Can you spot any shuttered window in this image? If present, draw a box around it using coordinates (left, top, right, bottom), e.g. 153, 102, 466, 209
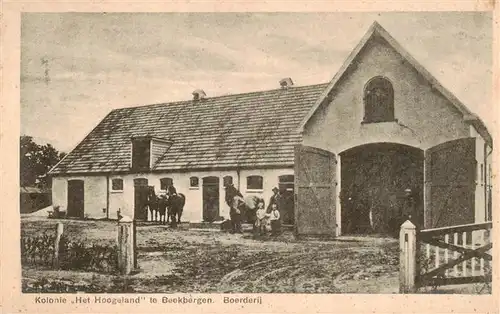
160, 177, 173, 190
247, 175, 263, 190
363, 77, 395, 123
111, 178, 123, 191
190, 176, 199, 188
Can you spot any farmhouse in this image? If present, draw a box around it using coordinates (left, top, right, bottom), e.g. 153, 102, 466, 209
48, 22, 492, 236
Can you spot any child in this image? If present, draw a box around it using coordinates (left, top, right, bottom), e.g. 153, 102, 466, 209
255, 201, 269, 236
270, 203, 281, 236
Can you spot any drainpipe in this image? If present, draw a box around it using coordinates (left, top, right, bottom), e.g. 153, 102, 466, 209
237, 168, 241, 191
106, 174, 110, 219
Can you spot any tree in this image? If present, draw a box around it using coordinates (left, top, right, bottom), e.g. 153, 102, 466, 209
20, 135, 65, 188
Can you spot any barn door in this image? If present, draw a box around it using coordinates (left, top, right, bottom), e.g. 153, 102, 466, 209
67, 180, 84, 218
294, 145, 337, 237
425, 138, 476, 228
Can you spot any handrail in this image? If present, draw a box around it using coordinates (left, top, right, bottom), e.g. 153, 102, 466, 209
419, 221, 492, 237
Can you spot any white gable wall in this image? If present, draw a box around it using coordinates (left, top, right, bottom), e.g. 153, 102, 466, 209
302, 36, 471, 153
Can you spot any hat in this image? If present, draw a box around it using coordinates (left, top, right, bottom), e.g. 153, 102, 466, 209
272, 187, 279, 192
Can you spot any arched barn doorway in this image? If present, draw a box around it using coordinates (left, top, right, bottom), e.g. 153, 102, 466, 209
340, 143, 424, 235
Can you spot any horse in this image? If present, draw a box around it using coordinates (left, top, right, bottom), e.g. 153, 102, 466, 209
157, 194, 169, 224
165, 193, 186, 227
224, 184, 264, 233
146, 186, 159, 222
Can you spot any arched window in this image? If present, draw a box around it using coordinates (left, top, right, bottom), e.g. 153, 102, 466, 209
363, 76, 394, 123
247, 175, 263, 190
111, 178, 123, 191
160, 177, 173, 191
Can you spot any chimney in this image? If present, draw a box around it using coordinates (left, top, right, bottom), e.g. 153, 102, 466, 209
279, 77, 294, 89
192, 89, 206, 101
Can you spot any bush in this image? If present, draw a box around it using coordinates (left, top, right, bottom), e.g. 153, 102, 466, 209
21, 234, 118, 273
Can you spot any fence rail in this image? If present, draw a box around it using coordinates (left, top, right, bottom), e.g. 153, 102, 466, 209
399, 220, 492, 293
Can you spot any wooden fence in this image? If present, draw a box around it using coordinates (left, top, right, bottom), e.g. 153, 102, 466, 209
399, 220, 492, 293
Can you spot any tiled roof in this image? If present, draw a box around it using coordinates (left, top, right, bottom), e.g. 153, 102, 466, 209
49, 83, 328, 174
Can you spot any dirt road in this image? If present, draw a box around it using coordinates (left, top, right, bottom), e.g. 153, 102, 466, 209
21, 216, 399, 293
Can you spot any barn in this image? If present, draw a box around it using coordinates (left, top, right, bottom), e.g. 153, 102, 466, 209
48, 22, 492, 236
20, 186, 52, 214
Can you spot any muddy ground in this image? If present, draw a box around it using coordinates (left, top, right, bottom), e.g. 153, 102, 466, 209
20, 216, 489, 294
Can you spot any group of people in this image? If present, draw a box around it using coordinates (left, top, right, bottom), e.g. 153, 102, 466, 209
254, 193, 281, 237
224, 184, 283, 237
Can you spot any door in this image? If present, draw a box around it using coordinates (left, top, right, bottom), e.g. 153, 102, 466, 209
203, 176, 220, 222
134, 178, 149, 220
294, 145, 337, 237
425, 138, 476, 228
278, 175, 295, 225
67, 180, 84, 218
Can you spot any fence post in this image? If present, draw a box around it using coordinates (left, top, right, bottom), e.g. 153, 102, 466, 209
399, 220, 417, 293
117, 216, 135, 275
53, 222, 64, 269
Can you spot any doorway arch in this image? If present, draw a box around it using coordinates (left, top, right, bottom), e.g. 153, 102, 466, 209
340, 142, 424, 235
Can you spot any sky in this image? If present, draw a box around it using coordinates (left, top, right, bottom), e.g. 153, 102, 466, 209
21, 12, 493, 153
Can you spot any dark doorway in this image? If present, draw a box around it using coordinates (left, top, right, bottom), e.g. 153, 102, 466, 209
134, 178, 149, 221
67, 180, 84, 218
203, 176, 219, 222
340, 143, 424, 235
278, 175, 295, 225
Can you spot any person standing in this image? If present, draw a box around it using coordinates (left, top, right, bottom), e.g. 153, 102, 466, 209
267, 187, 281, 213
270, 203, 281, 236
225, 184, 243, 234
255, 201, 270, 236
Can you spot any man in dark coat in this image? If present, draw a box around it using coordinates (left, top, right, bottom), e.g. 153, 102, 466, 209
225, 184, 243, 233
267, 187, 281, 213
167, 185, 177, 196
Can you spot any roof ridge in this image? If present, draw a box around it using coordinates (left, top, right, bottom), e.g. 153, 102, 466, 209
112, 82, 330, 111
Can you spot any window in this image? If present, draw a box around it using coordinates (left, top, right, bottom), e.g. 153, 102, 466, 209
111, 178, 123, 191
223, 176, 233, 187
160, 177, 173, 191
247, 175, 263, 190
190, 176, 199, 188
363, 76, 395, 123
133, 178, 148, 187
131, 139, 151, 170
279, 175, 294, 192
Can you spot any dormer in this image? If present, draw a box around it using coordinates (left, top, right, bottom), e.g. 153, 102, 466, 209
131, 136, 173, 171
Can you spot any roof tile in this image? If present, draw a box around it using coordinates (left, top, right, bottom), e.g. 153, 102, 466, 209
50, 83, 328, 174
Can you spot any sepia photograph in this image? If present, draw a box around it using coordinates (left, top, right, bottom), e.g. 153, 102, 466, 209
18, 11, 493, 296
